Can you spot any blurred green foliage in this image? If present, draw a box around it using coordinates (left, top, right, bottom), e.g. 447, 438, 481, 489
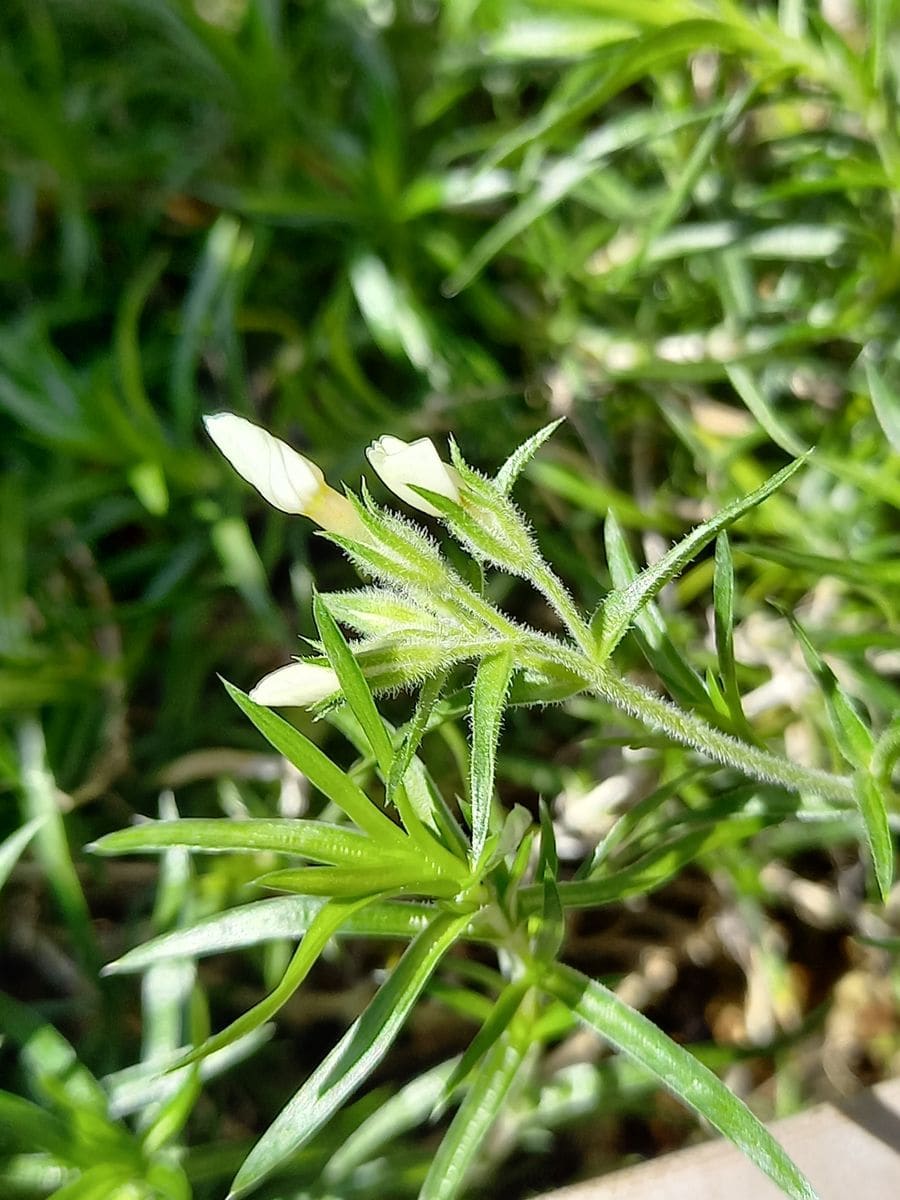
1, 1, 898, 1198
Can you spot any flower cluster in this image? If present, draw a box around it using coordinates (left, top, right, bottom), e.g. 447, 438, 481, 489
204, 413, 494, 707
203, 412, 854, 829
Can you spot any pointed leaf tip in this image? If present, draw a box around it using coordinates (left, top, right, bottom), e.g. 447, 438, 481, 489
495, 419, 565, 494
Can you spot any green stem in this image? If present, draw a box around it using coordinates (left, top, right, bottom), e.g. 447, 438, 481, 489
529, 563, 595, 657
536, 642, 857, 804
591, 666, 856, 804
448, 578, 521, 639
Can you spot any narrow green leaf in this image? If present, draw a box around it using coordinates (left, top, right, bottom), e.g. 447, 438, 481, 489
470, 650, 515, 864
48, 1164, 139, 1200
255, 865, 459, 899
224, 680, 406, 847
872, 717, 900, 790
536, 871, 565, 966
0, 992, 107, 1113
726, 364, 808, 456
313, 592, 394, 776
579, 768, 709, 877
16, 717, 97, 971
105, 1027, 274, 1118
494, 419, 565, 494
324, 1058, 459, 1183
89, 818, 408, 868
778, 608, 891, 898
705, 667, 732, 721
739, 543, 900, 586
543, 963, 818, 1200
441, 980, 530, 1101
387, 669, 447, 807
713, 533, 753, 736
313, 594, 454, 869
228, 910, 471, 1198
0, 1091, 72, 1159
384, 673, 471, 866
176, 894, 381, 1070
149, 792, 191, 933
865, 357, 900, 452
446, 102, 724, 294
549, 817, 772, 909
103, 896, 444, 975
420, 1029, 529, 1200
596, 455, 808, 659
855, 774, 894, 900
0, 815, 44, 893
140, 1060, 200, 1155
783, 614, 874, 765
536, 797, 559, 881
532, 799, 565, 963
596, 510, 708, 707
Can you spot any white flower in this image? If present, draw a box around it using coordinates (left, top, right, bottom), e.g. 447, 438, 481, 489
249, 661, 339, 707
366, 435, 460, 517
204, 413, 364, 537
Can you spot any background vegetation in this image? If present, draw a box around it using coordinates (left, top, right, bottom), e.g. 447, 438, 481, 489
1, 1, 898, 1198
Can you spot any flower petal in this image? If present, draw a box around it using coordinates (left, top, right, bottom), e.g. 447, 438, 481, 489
204, 413, 324, 515
366, 435, 459, 516
249, 662, 340, 707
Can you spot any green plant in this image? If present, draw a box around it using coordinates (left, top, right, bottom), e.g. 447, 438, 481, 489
90, 416, 893, 1200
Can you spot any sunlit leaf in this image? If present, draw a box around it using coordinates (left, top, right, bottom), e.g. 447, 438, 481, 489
470, 650, 515, 864
228, 910, 471, 1198
543, 963, 818, 1200
595, 456, 808, 659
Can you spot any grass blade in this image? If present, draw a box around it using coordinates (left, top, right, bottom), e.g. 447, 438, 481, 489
865, 357, 900, 452
0, 815, 44, 893
778, 607, 892, 897
16, 717, 97, 971
713, 533, 754, 737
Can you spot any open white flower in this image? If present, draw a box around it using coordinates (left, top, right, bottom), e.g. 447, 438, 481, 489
204, 413, 364, 537
366, 435, 460, 517
249, 661, 339, 707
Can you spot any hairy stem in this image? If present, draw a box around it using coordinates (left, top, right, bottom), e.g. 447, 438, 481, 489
529, 563, 596, 658
538, 644, 857, 804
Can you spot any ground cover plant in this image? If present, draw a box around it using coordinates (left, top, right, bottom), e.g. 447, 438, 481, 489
2, 1, 899, 1198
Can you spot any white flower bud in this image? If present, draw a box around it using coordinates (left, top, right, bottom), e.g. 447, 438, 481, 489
249, 661, 339, 707
366, 435, 460, 517
204, 413, 364, 537
204, 413, 324, 513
